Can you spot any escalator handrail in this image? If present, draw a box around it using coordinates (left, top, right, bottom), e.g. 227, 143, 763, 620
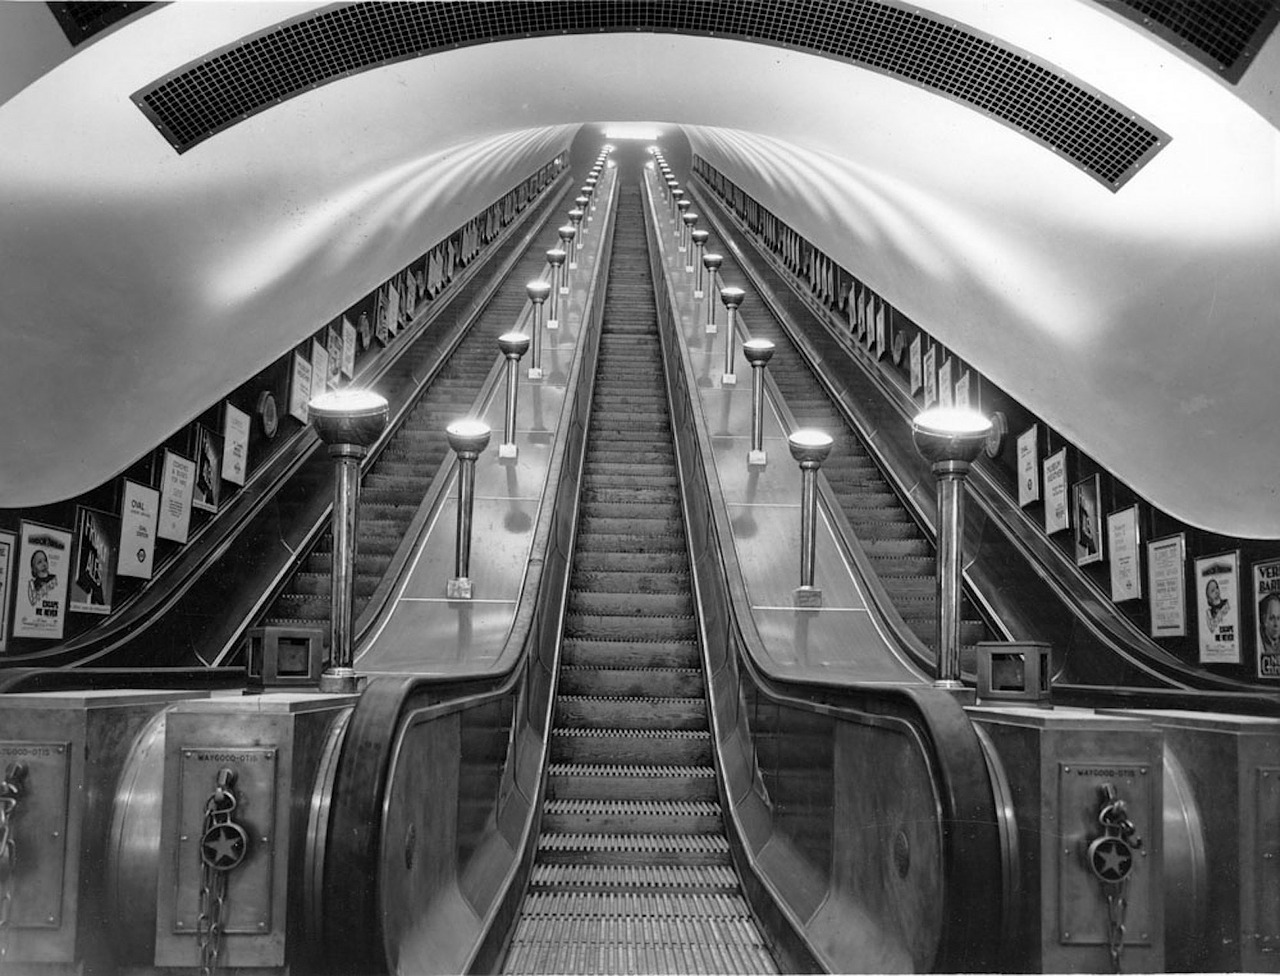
643, 173, 1004, 974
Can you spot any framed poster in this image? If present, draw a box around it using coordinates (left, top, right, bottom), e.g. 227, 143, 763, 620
14, 521, 72, 639
69, 507, 119, 614
118, 480, 159, 580
1195, 551, 1240, 664
937, 357, 953, 408
1147, 534, 1187, 638
923, 345, 937, 407
0, 530, 14, 652
1017, 426, 1040, 507
1253, 558, 1280, 678
1107, 506, 1141, 602
222, 402, 250, 486
386, 282, 401, 336
310, 339, 329, 404
1043, 449, 1069, 534
1072, 475, 1103, 566
289, 351, 312, 423
327, 325, 343, 387
874, 299, 887, 358
192, 425, 224, 514
955, 370, 971, 409
909, 335, 922, 393
158, 450, 195, 544
341, 315, 357, 377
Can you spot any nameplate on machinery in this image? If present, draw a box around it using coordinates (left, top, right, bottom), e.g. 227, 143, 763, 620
0, 740, 71, 928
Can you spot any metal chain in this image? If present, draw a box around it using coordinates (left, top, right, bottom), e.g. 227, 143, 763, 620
1105, 882, 1129, 972
0, 763, 29, 968
195, 769, 245, 976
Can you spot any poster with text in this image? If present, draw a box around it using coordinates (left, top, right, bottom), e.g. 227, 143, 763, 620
938, 358, 953, 408
327, 325, 343, 387
1252, 559, 1280, 678
1106, 506, 1141, 602
955, 370, 971, 409
192, 426, 223, 513
1195, 551, 1240, 664
310, 339, 329, 406
874, 299, 887, 358
69, 507, 119, 614
341, 316, 357, 377
14, 521, 71, 639
118, 480, 159, 580
1042, 449, 1069, 534
1147, 534, 1186, 638
1017, 426, 1040, 507
387, 282, 401, 336
221, 402, 250, 486
923, 345, 937, 407
289, 351, 312, 423
1072, 475, 1103, 566
158, 450, 195, 543
0, 531, 13, 652
909, 335, 922, 394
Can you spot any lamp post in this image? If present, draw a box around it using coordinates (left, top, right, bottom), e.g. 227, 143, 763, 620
446, 419, 492, 600
525, 280, 551, 379
498, 332, 530, 458
575, 194, 590, 226
911, 407, 993, 688
691, 229, 710, 295
703, 254, 723, 332
788, 429, 834, 609
720, 286, 745, 385
559, 223, 578, 270
309, 389, 389, 692
676, 198, 691, 241
546, 248, 566, 328
681, 212, 698, 264
744, 339, 775, 466
671, 187, 684, 221
568, 209, 585, 260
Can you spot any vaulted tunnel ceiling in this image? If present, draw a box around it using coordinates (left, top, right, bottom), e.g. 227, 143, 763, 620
0, 0, 1277, 538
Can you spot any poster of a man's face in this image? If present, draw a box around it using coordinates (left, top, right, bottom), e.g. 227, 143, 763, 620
1195, 552, 1240, 665
1252, 558, 1280, 678
1072, 475, 1102, 566
15, 521, 71, 640
192, 425, 224, 513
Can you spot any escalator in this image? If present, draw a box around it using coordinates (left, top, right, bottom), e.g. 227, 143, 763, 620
501, 185, 778, 975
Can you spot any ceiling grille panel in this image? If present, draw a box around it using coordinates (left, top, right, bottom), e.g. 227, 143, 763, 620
134, 0, 1167, 190
1097, 0, 1280, 81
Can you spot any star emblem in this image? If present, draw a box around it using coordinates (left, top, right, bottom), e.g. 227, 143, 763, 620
201, 823, 247, 870
1090, 837, 1133, 882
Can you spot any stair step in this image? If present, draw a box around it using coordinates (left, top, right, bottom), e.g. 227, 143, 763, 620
540, 798, 722, 835
550, 728, 712, 765
528, 862, 737, 892
563, 613, 697, 641
557, 666, 703, 698
555, 695, 706, 730
546, 763, 717, 801
567, 591, 694, 617
561, 639, 700, 669
535, 832, 730, 866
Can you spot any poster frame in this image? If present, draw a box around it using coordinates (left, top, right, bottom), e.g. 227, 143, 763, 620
1106, 505, 1142, 602
1072, 474, 1104, 567
14, 520, 72, 640
1017, 425, 1040, 507
1252, 557, 1280, 679
1147, 533, 1187, 638
1042, 448, 1069, 535
69, 506, 119, 614
191, 425, 224, 514
0, 530, 14, 652
1194, 550, 1241, 664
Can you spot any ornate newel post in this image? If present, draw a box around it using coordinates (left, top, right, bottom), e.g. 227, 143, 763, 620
446, 419, 492, 600
719, 285, 745, 385
546, 248, 566, 328
497, 332, 531, 458
309, 389, 389, 692
691, 229, 710, 295
703, 254, 723, 331
788, 429, 834, 609
743, 338, 776, 466
525, 280, 551, 379
911, 407, 993, 688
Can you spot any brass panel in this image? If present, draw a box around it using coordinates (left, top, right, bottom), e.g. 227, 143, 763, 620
1256, 766, 1279, 942
0, 740, 70, 929
172, 746, 277, 935
1057, 761, 1155, 947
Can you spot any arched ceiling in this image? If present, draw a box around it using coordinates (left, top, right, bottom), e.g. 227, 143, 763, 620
0, 1, 1276, 538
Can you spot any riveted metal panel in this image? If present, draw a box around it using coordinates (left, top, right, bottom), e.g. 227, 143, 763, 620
1255, 767, 1279, 947
0, 741, 70, 930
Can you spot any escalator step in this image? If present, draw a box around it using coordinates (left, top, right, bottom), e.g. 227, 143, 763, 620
567, 591, 694, 617
573, 552, 689, 574
555, 695, 706, 729
535, 832, 730, 866
564, 613, 697, 641
546, 763, 716, 801
557, 666, 704, 698
570, 570, 690, 595
561, 639, 700, 669
539, 799, 722, 835
529, 863, 737, 892
551, 727, 713, 765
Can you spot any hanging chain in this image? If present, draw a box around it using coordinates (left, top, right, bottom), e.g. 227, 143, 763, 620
195, 768, 248, 976
1087, 783, 1143, 973
0, 762, 28, 967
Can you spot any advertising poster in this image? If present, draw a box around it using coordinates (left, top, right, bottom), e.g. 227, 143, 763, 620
387, 281, 401, 335
0, 531, 14, 652
937, 358, 953, 408
374, 290, 390, 345
158, 450, 195, 543
874, 298, 887, 358
310, 339, 329, 405
1253, 559, 1280, 678
327, 325, 343, 387
1195, 551, 1240, 664
923, 345, 937, 407
1072, 474, 1103, 566
1147, 534, 1187, 638
955, 370, 971, 409
1107, 506, 1141, 602
341, 316, 357, 377
14, 521, 71, 639
221, 402, 250, 486
192, 425, 224, 513
1043, 449, 1069, 534
909, 335, 922, 394
69, 507, 119, 614
289, 350, 312, 423
1017, 426, 1039, 506
118, 480, 159, 580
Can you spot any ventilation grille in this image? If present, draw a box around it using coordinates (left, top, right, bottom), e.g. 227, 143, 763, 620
1099, 0, 1280, 82
133, 0, 1166, 189
47, 2, 151, 46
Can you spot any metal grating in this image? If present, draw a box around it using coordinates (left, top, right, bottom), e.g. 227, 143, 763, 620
1097, 0, 1280, 82
47, 2, 152, 46
133, 0, 1167, 189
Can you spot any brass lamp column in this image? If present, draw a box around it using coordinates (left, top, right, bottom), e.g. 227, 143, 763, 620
559, 223, 577, 271
911, 407, 993, 688
498, 332, 531, 458
691, 229, 710, 295
719, 286, 745, 385
681, 212, 698, 267
525, 280, 551, 379
309, 389, 389, 693
703, 254, 723, 332
743, 339, 776, 466
546, 249, 566, 328
788, 429, 834, 609
446, 419, 492, 600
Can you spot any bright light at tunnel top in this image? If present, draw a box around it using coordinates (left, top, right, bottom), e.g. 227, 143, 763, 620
603, 124, 662, 140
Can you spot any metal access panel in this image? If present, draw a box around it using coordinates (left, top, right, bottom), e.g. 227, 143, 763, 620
1057, 761, 1158, 949
0, 740, 70, 931
1251, 766, 1280, 962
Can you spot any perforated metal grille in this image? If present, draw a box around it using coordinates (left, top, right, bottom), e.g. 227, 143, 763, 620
1099, 0, 1280, 81
47, 1, 151, 45
134, 0, 1166, 188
